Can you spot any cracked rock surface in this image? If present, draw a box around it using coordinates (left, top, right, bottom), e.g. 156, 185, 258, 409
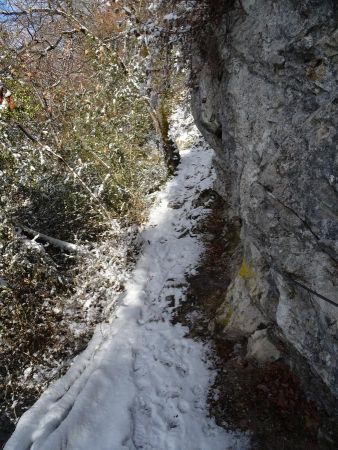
191, 0, 338, 410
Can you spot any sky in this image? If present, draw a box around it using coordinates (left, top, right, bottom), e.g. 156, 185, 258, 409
0, 1, 10, 10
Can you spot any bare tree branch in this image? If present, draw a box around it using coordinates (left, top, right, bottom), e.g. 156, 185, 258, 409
16, 223, 85, 254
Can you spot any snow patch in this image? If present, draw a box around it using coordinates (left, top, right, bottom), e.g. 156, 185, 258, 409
5, 110, 249, 450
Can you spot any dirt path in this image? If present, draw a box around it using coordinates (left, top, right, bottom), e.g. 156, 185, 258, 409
174, 185, 338, 450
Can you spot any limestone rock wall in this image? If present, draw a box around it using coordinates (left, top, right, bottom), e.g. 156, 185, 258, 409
191, 0, 338, 411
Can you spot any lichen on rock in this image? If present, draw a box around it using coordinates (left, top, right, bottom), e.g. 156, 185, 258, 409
191, 0, 338, 412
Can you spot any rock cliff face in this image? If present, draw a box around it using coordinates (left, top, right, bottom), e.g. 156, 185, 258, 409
191, 0, 338, 411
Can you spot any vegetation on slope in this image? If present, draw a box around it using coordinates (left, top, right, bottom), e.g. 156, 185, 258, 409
0, 0, 195, 435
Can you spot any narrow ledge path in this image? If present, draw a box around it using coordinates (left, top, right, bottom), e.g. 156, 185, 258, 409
5, 109, 249, 450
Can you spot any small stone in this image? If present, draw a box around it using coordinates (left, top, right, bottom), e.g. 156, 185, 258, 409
246, 329, 281, 363
257, 384, 269, 393
233, 343, 242, 355
166, 295, 176, 308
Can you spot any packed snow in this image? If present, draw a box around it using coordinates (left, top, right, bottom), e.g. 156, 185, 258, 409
5, 109, 249, 450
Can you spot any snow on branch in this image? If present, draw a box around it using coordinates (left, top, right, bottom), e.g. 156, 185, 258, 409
16, 223, 85, 254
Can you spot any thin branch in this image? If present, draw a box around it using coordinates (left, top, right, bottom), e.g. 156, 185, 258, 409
0, 8, 60, 17
16, 223, 85, 254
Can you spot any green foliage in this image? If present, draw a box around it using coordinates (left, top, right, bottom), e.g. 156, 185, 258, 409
0, 0, 186, 430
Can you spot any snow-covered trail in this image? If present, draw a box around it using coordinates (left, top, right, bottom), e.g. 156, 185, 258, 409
5, 110, 249, 450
